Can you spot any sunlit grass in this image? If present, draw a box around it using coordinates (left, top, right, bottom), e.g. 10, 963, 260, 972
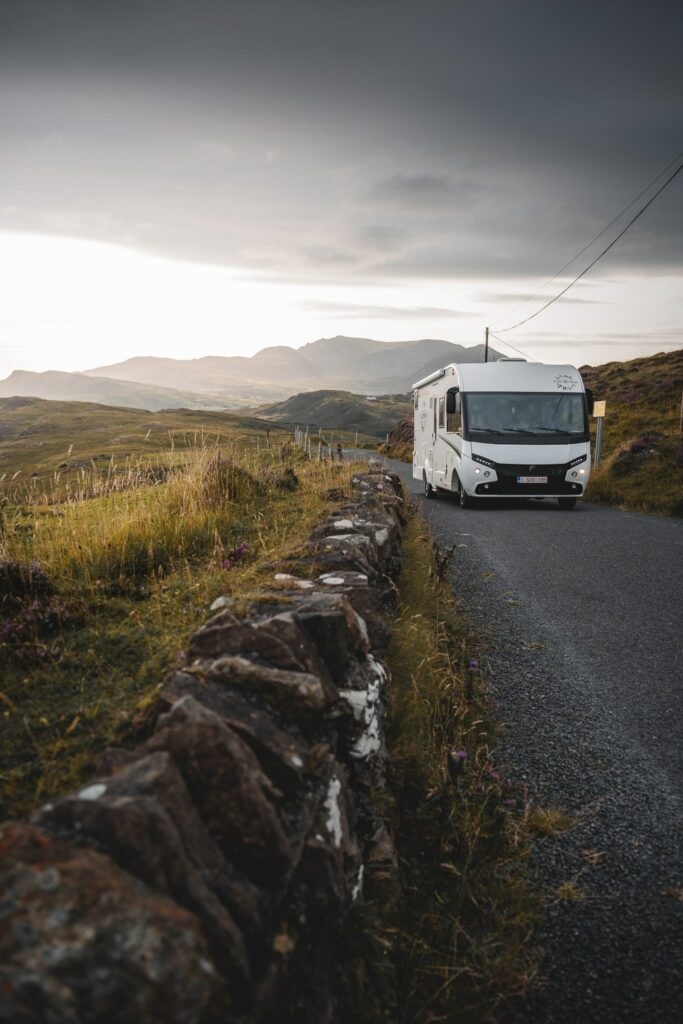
0, 434, 360, 819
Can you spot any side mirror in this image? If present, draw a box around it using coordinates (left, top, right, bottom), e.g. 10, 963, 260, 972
585, 388, 594, 416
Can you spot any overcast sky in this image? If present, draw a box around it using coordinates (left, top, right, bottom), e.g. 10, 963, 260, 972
1, 0, 681, 376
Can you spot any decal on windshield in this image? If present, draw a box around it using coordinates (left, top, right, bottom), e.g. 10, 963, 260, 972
553, 374, 578, 391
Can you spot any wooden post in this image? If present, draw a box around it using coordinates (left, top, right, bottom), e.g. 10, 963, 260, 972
484, 326, 489, 363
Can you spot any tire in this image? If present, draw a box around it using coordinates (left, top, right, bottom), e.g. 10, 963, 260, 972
423, 472, 434, 499
557, 497, 577, 510
457, 478, 471, 508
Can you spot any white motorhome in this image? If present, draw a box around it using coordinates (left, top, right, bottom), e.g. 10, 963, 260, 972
412, 360, 593, 509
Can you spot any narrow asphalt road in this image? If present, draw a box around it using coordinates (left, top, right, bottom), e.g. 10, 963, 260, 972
375, 456, 683, 1023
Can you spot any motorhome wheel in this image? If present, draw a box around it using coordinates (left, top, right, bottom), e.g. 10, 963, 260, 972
458, 479, 471, 508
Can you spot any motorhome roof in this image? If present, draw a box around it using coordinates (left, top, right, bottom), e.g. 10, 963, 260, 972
412, 361, 585, 394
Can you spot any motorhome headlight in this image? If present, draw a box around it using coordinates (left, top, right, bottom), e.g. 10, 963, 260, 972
474, 467, 481, 474
567, 454, 588, 468
472, 454, 496, 469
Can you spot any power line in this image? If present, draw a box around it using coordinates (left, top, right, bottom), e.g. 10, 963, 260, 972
500, 149, 683, 324
488, 331, 532, 358
493, 155, 683, 334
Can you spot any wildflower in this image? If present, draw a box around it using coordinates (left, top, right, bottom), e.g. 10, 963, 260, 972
218, 541, 250, 571
447, 748, 468, 783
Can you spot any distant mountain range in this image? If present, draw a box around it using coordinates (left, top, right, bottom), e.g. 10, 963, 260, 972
0, 336, 500, 411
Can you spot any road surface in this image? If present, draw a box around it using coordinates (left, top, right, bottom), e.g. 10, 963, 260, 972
379, 456, 683, 1023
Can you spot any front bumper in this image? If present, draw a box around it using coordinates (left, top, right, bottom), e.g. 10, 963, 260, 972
462, 454, 590, 497
473, 478, 584, 497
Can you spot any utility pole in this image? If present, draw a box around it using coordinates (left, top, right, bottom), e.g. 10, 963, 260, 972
484, 326, 489, 363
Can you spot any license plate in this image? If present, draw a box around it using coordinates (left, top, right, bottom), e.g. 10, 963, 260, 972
517, 475, 548, 484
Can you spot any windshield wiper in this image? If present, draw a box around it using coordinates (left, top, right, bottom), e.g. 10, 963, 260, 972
471, 427, 503, 435
501, 426, 535, 436
531, 425, 571, 434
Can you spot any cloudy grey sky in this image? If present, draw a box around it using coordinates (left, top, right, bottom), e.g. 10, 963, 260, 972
1, 0, 681, 374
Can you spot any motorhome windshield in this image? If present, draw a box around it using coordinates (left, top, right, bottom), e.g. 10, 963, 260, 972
463, 392, 587, 442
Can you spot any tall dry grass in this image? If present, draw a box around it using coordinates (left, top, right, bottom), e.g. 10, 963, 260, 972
0, 438, 358, 818
1, 442, 339, 590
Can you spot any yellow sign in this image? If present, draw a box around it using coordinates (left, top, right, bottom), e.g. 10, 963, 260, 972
593, 400, 606, 417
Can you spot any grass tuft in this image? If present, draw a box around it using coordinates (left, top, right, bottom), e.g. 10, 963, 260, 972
526, 807, 575, 837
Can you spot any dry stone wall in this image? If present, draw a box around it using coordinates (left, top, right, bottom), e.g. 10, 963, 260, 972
0, 462, 405, 1024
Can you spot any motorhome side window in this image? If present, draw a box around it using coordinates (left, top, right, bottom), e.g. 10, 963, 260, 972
438, 397, 445, 429
446, 389, 461, 433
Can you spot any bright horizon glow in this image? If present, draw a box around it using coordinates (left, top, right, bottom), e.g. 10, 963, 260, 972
0, 231, 680, 382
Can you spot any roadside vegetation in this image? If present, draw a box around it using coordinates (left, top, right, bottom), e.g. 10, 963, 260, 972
0, 414, 358, 819
379, 416, 413, 462
581, 348, 683, 516
343, 508, 540, 1022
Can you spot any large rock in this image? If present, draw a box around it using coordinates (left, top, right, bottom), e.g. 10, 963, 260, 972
201, 656, 331, 719
34, 752, 252, 1000
147, 696, 292, 885
188, 613, 307, 671
0, 822, 223, 1024
289, 595, 369, 685
160, 672, 310, 789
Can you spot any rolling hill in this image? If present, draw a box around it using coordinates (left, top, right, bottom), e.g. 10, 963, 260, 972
0, 397, 282, 485
250, 390, 413, 437
0, 370, 232, 411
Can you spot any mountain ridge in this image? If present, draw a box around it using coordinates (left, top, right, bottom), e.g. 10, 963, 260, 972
2, 336, 501, 411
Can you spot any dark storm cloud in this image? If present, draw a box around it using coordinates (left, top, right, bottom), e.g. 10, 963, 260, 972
1, 0, 681, 281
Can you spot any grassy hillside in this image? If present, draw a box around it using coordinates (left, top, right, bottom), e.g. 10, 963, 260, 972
0, 370, 239, 411
251, 389, 412, 437
0, 397, 289, 495
581, 349, 683, 516
0, 404, 361, 819
381, 417, 414, 462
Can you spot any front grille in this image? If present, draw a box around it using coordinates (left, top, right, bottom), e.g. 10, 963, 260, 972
495, 462, 568, 477
476, 479, 583, 496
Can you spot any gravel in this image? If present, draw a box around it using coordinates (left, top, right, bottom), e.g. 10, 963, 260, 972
379, 456, 683, 1023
